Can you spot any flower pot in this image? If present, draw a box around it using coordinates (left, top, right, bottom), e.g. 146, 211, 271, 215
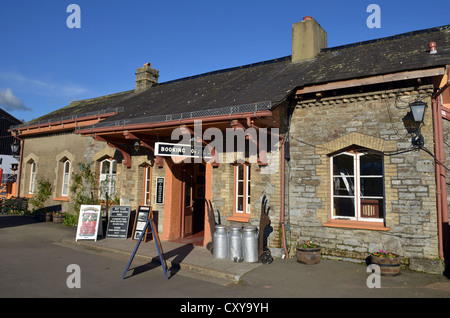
39, 211, 52, 222
370, 254, 401, 276
52, 213, 65, 223
296, 247, 321, 265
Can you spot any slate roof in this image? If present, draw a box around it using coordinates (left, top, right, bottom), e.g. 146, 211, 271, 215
15, 24, 450, 131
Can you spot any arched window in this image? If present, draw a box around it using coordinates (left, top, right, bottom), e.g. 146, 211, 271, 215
29, 162, 36, 194
331, 149, 384, 221
61, 160, 71, 196
99, 159, 117, 200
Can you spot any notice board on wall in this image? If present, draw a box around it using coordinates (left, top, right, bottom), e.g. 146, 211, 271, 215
106, 206, 131, 239
76, 205, 102, 241
132, 206, 153, 242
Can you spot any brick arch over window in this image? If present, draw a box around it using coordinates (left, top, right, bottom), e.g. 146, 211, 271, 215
314, 132, 398, 229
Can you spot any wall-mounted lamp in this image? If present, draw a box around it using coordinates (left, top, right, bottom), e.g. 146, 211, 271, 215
409, 100, 427, 147
134, 141, 140, 152
11, 140, 19, 156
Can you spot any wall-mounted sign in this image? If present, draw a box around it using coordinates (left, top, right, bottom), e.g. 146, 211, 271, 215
106, 206, 131, 239
155, 177, 165, 204
76, 205, 102, 241
155, 142, 211, 159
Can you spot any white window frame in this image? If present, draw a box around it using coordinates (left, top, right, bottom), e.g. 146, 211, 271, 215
144, 166, 151, 205
29, 162, 36, 194
330, 151, 384, 222
99, 159, 117, 199
235, 163, 251, 214
61, 160, 71, 196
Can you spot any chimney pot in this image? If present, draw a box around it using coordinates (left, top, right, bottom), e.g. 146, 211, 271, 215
429, 42, 437, 54
303, 16, 313, 21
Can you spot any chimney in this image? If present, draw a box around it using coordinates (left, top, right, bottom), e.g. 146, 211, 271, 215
135, 63, 159, 92
292, 17, 327, 63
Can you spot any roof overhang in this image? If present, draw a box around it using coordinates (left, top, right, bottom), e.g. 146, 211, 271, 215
295, 67, 446, 96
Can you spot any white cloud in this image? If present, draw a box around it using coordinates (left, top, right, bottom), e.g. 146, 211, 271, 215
0, 71, 89, 99
0, 88, 32, 111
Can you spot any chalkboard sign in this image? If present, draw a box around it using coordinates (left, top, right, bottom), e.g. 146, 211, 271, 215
132, 206, 152, 242
106, 206, 131, 239
156, 177, 165, 204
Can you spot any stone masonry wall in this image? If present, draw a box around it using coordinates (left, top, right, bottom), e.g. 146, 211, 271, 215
288, 84, 443, 273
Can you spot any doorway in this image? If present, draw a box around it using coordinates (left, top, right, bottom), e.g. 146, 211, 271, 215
180, 163, 205, 242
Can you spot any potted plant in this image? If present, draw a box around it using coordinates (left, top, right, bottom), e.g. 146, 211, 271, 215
370, 250, 401, 276
296, 241, 321, 265
52, 211, 65, 223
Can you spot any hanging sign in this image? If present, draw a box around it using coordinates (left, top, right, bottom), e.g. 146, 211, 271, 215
155, 142, 211, 159
106, 206, 131, 239
155, 177, 165, 204
76, 205, 102, 241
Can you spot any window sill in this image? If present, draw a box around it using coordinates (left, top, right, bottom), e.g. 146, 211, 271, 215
323, 219, 390, 231
54, 197, 69, 202
227, 215, 251, 223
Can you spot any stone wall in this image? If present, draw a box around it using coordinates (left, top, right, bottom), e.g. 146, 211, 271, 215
287, 83, 443, 273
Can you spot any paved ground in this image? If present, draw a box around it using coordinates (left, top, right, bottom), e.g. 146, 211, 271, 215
1, 215, 450, 301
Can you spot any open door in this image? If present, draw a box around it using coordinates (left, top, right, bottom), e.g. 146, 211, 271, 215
181, 166, 194, 238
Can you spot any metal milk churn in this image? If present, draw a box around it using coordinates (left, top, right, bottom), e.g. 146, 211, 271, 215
213, 225, 228, 259
242, 225, 259, 263
228, 225, 243, 262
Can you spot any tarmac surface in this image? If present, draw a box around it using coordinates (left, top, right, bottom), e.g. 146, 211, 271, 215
2, 215, 450, 299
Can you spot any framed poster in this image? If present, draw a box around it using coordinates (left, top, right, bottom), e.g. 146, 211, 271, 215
106, 206, 131, 239
132, 206, 152, 242
76, 205, 102, 241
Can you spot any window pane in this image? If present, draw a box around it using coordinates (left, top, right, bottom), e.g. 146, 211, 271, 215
333, 177, 355, 196
237, 164, 244, 180
237, 197, 243, 212
333, 197, 355, 217
360, 154, 382, 175
238, 180, 244, 195
360, 177, 383, 197
101, 161, 110, 174
333, 154, 354, 176
361, 199, 384, 218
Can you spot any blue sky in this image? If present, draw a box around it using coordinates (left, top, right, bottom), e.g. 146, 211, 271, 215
0, 0, 449, 123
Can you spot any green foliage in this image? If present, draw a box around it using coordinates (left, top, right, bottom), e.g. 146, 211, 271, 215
63, 213, 78, 227
29, 179, 52, 209
69, 162, 99, 215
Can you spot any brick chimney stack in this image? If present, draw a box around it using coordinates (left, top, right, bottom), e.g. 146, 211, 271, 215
292, 17, 327, 63
135, 63, 159, 92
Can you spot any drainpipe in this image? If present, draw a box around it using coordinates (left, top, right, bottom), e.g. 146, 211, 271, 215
12, 134, 24, 197
281, 137, 289, 258
432, 65, 450, 263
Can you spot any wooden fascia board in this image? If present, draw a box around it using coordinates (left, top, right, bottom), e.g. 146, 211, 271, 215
13, 112, 117, 137
295, 68, 445, 95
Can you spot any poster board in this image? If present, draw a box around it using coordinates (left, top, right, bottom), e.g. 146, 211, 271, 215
132, 206, 152, 242
106, 206, 131, 239
76, 205, 102, 241
122, 217, 169, 280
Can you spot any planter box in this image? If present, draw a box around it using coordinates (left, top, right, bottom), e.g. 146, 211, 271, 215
296, 247, 321, 265
370, 254, 401, 276
52, 213, 65, 223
